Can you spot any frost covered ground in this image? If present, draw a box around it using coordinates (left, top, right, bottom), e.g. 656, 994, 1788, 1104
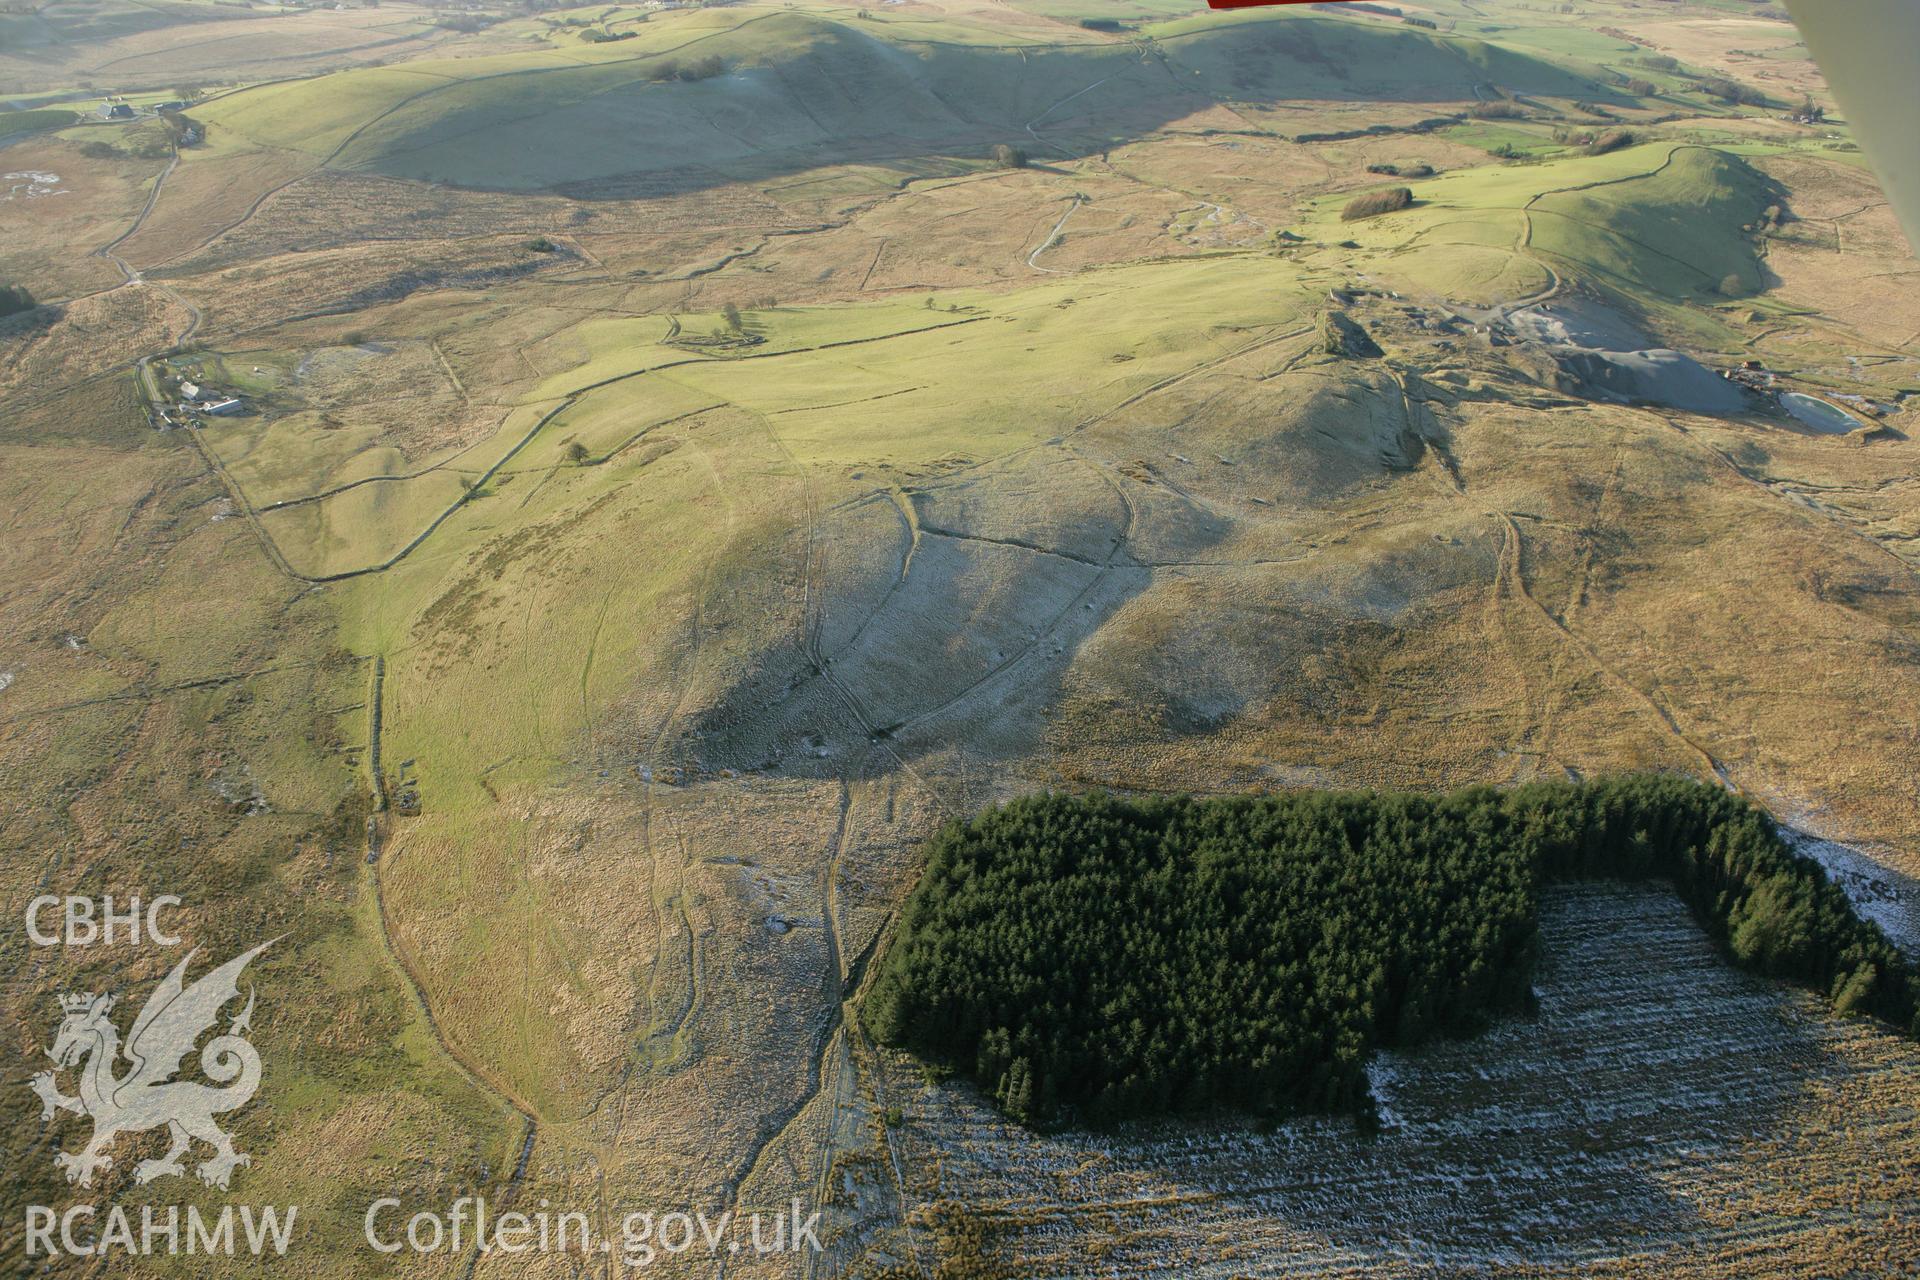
1784, 827, 1920, 957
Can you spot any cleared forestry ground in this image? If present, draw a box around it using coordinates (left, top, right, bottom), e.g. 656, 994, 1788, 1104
874, 883, 1920, 1278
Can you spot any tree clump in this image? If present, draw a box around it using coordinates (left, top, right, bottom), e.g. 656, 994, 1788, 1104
1586, 128, 1636, 155
649, 54, 725, 83
865, 776, 1917, 1130
1700, 76, 1769, 107
1341, 187, 1413, 221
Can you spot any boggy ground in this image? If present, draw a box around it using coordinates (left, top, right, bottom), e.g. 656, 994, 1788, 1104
3, 0, 1918, 1276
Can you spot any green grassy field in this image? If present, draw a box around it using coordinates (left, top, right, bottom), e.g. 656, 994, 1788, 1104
1441, 122, 1567, 159
1531, 145, 1779, 297
1290, 140, 1775, 307
205, 252, 1310, 578
0, 107, 80, 138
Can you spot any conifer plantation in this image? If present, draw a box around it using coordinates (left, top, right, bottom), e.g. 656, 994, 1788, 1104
865, 776, 1918, 1128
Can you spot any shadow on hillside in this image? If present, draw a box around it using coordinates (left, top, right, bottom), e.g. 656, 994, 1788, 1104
0, 305, 62, 341
680, 448, 1222, 786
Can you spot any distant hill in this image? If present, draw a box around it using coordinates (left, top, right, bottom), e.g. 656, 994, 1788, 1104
1147, 7, 1607, 101
197, 9, 1619, 193
0, 0, 228, 53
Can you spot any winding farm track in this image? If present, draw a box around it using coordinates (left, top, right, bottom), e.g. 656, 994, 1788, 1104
716, 781, 860, 1267
1027, 194, 1083, 272
1024, 71, 1123, 162
94, 146, 206, 402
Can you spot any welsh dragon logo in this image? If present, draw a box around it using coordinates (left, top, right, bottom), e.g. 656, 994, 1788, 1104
29, 941, 274, 1190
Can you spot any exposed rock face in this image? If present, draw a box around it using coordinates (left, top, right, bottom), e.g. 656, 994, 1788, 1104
1321, 309, 1383, 358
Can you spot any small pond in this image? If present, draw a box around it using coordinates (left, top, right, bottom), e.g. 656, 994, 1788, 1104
1781, 392, 1864, 434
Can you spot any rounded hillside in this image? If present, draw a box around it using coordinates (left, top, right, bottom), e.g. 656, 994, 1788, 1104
195, 8, 1614, 193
